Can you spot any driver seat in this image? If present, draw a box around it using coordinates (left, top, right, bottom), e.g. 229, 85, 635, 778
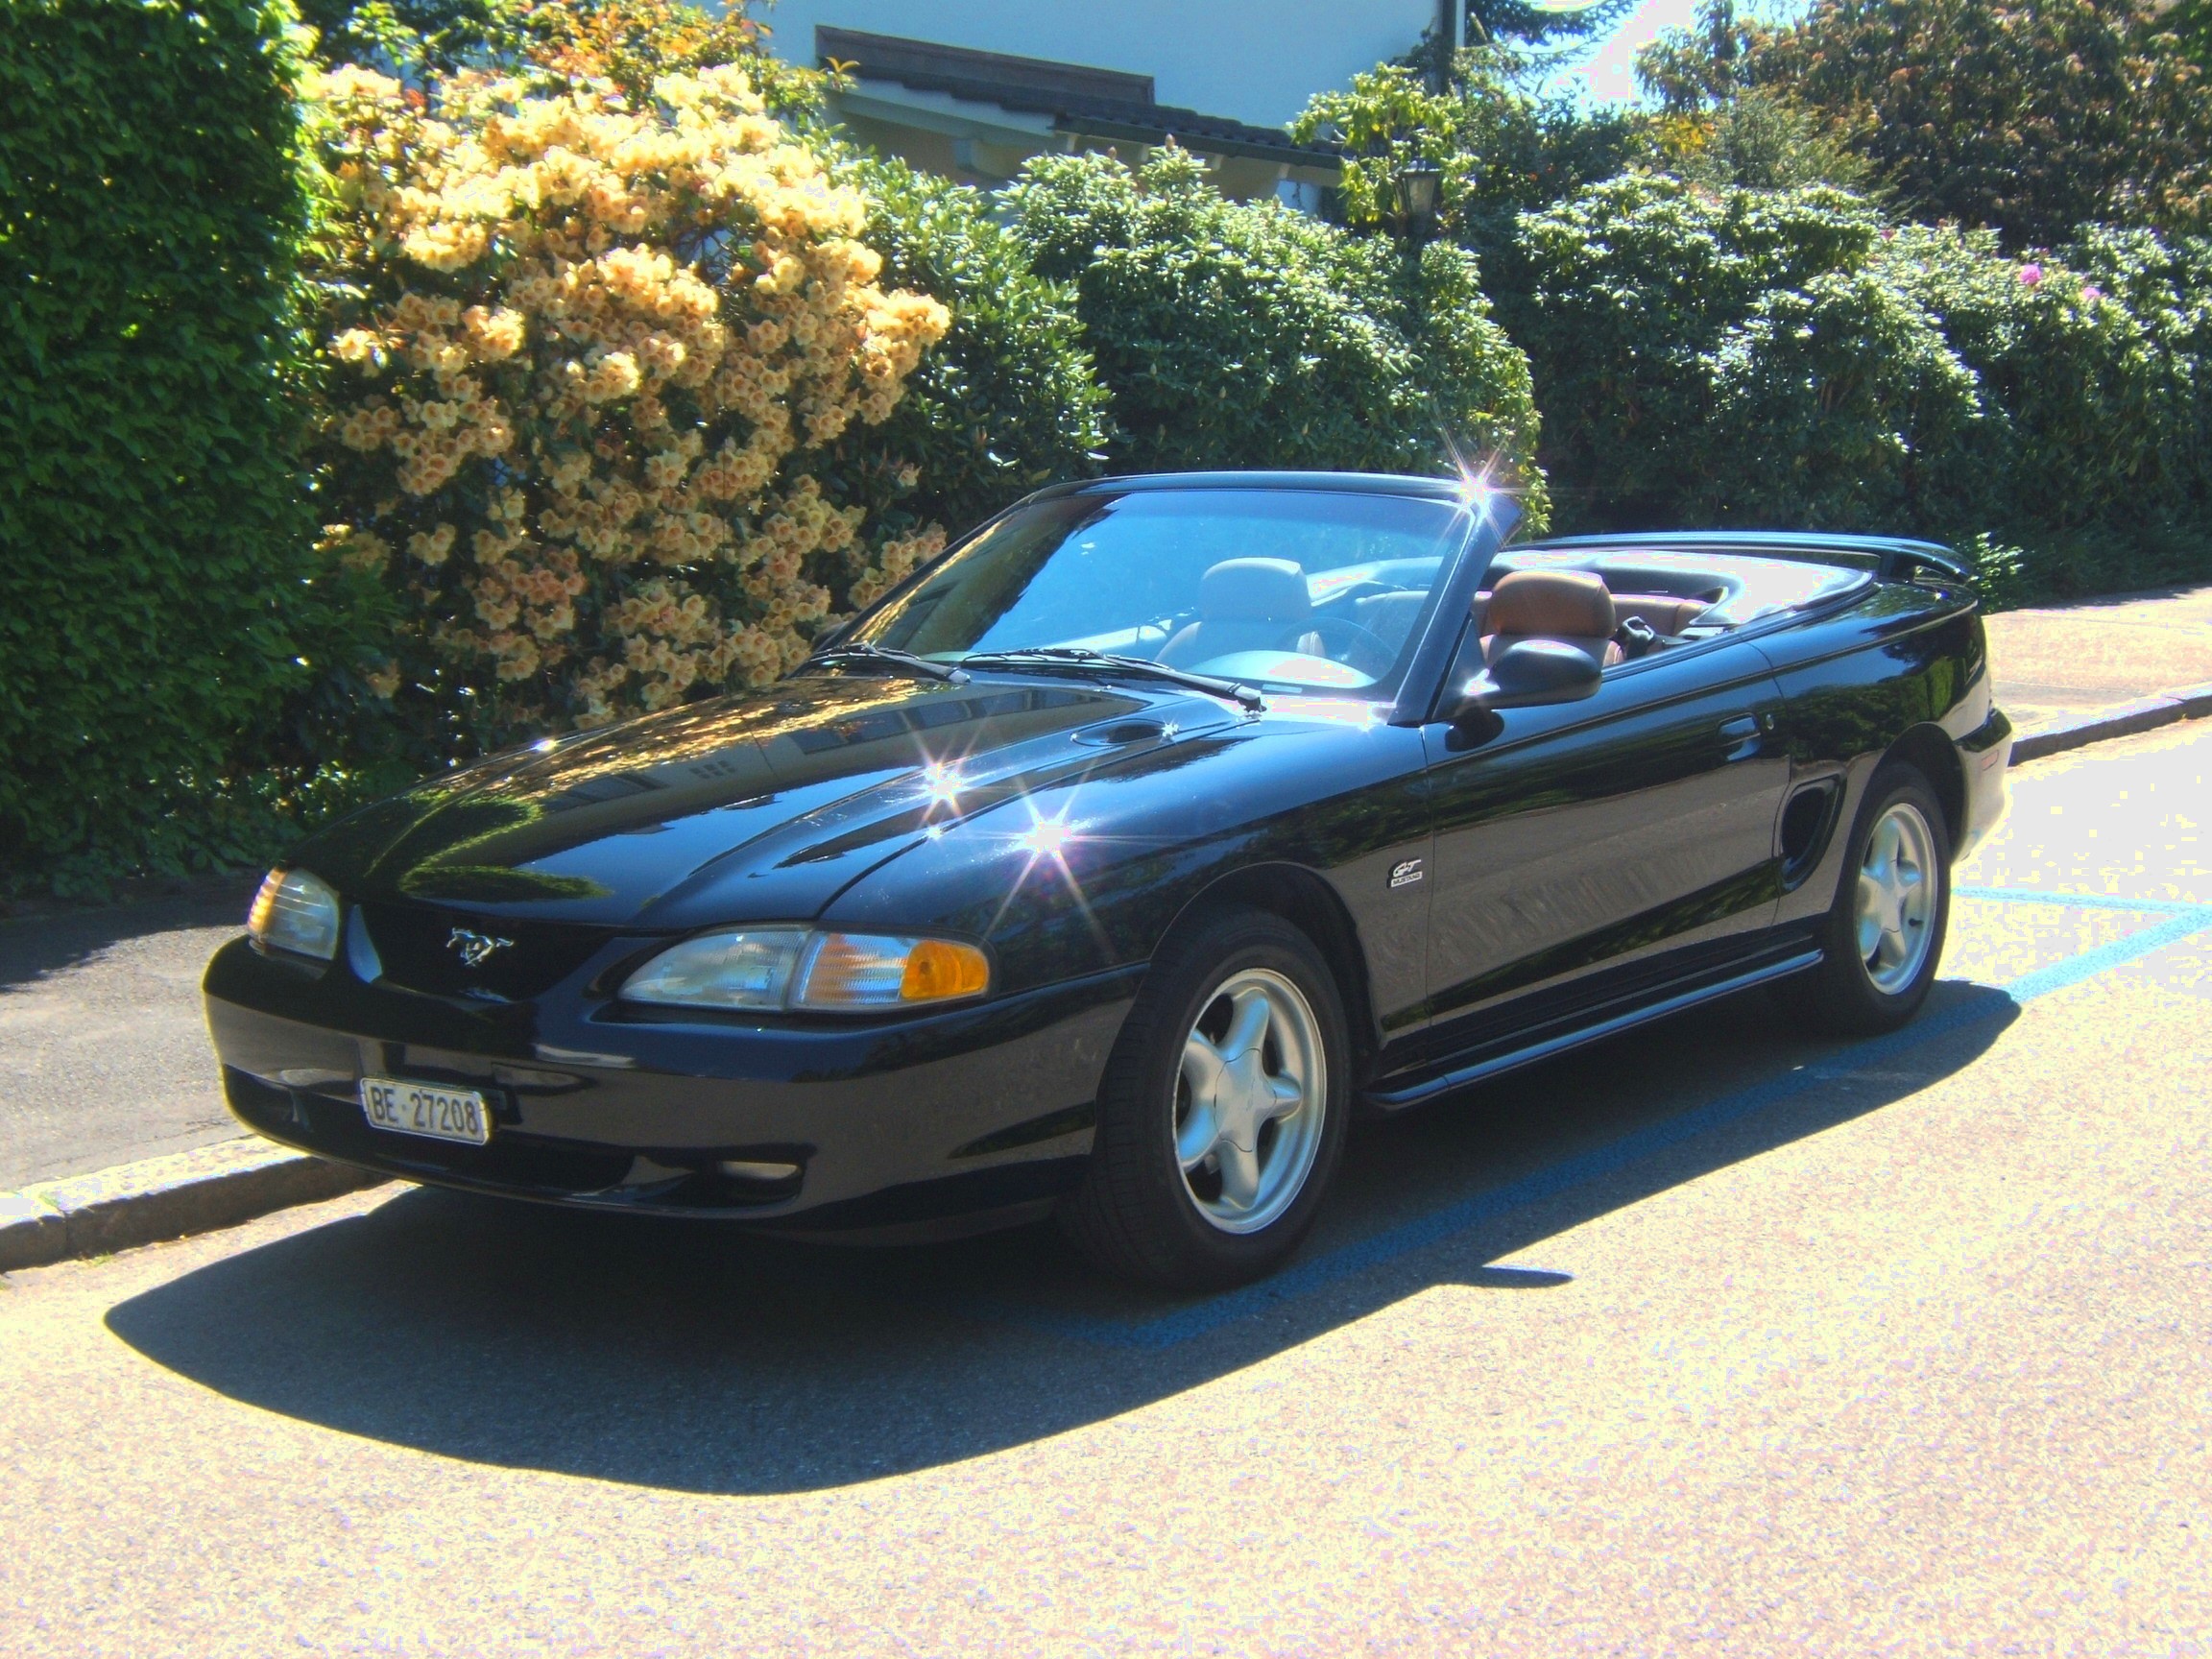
1157, 559, 1322, 668
1480, 569, 1623, 668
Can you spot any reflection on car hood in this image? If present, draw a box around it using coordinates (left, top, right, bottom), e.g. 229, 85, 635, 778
291, 673, 1233, 927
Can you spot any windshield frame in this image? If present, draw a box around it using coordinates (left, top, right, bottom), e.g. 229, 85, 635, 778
829, 476, 1503, 712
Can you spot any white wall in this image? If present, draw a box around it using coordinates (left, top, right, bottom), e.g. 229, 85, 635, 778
757, 0, 1437, 130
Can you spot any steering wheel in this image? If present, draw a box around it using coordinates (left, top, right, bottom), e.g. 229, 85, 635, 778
1286, 616, 1398, 679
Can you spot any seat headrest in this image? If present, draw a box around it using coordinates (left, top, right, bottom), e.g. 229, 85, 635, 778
1484, 569, 1615, 640
1200, 558, 1310, 624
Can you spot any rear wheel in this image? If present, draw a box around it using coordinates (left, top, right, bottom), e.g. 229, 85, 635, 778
1059, 909, 1350, 1290
1783, 762, 1951, 1035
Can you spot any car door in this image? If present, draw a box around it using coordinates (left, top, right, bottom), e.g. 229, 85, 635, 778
1413, 634, 1793, 1068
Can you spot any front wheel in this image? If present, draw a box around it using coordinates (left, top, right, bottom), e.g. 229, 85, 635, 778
1059, 909, 1350, 1290
1782, 761, 1952, 1035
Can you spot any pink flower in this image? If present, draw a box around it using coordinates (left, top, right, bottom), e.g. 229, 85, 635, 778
1880, 227, 1896, 241
2082, 284, 2104, 302
2019, 263, 2043, 287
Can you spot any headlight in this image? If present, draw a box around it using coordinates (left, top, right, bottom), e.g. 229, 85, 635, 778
618, 927, 809, 1010
247, 868, 342, 961
620, 928, 991, 1013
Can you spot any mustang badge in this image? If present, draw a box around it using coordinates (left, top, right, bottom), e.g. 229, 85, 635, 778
1389, 857, 1425, 889
446, 927, 515, 968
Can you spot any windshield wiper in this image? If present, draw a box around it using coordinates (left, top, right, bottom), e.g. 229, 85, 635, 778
958, 647, 1264, 710
801, 642, 970, 685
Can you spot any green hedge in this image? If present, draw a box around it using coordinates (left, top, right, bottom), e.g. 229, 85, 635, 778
826, 156, 1112, 539
1498, 177, 1963, 530
1007, 150, 1548, 520
0, 0, 323, 889
1498, 174, 2212, 590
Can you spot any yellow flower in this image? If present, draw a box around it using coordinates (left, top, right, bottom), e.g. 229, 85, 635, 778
314, 62, 950, 731
407, 523, 458, 565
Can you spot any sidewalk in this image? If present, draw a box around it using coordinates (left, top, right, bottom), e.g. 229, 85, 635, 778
1983, 583, 2212, 735
1, 581, 2208, 1224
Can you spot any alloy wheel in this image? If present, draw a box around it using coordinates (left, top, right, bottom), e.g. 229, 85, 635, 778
1173, 968, 1328, 1235
1854, 800, 1940, 993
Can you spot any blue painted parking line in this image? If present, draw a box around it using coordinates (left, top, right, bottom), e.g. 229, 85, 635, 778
965, 888, 2212, 1351
2000, 905, 2212, 999
1957, 884, 2208, 917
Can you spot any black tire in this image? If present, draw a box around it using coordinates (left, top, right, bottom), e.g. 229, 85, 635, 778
1058, 908, 1352, 1290
1781, 761, 1952, 1036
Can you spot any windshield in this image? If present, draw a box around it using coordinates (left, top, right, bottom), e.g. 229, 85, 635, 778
850, 489, 1470, 695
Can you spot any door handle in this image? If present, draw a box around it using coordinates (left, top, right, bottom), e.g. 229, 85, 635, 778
1719, 715, 1763, 761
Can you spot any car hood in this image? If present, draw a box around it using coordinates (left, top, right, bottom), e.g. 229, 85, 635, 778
294, 673, 1235, 928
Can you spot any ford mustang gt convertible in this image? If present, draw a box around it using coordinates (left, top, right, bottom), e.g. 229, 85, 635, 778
205, 472, 2012, 1288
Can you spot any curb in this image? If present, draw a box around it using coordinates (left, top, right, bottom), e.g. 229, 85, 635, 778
0, 1139, 387, 1273
2010, 680, 2212, 763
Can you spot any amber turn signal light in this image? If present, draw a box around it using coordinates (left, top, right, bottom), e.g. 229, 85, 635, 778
901, 938, 991, 1001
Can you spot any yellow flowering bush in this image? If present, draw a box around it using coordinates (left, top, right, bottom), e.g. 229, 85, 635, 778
311, 61, 950, 738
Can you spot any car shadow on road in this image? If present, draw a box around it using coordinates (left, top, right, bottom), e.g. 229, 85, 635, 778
106, 979, 2017, 1496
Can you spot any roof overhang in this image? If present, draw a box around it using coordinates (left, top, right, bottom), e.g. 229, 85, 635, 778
818, 26, 1341, 182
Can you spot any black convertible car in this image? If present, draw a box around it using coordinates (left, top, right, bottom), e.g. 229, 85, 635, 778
205, 472, 2012, 1288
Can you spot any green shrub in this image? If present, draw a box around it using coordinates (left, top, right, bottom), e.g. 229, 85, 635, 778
1501, 175, 1969, 529
2061, 225, 2212, 515
826, 156, 1111, 540
0, 0, 325, 890
1287, 55, 1645, 266
1500, 173, 2212, 595
1652, 88, 1874, 195
1877, 224, 2190, 538
1641, 0, 2212, 248
1006, 150, 1547, 520
1692, 268, 1984, 528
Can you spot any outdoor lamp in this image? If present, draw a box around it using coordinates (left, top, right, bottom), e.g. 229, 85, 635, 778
1394, 157, 1444, 244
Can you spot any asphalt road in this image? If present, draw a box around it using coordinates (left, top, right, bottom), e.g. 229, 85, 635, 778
1, 725, 2206, 1656
0, 878, 258, 1188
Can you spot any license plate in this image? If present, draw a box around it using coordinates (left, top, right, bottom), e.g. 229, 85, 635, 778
360, 1077, 491, 1145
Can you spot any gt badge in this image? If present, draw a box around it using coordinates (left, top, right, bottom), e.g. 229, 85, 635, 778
1389, 858, 1425, 890
447, 928, 515, 968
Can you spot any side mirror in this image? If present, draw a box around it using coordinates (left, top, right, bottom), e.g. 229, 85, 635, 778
1442, 638, 1603, 724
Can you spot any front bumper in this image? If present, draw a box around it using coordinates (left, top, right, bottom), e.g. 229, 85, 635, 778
1955, 705, 2013, 860
204, 935, 1137, 1231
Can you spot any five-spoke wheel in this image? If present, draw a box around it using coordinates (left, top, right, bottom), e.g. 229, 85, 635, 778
1060, 909, 1350, 1289
1855, 799, 1939, 993
1174, 969, 1328, 1235
1785, 761, 1952, 1035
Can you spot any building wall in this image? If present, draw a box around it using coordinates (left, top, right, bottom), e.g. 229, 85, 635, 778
756, 0, 1437, 130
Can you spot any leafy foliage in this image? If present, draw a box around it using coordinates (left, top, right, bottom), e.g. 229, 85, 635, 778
307, 64, 951, 756
295, 0, 827, 113
0, 0, 327, 888
294, 0, 512, 74
825, 156, 1110, 541
1500, 172, 2212, 574
1644, 0, 2212, 247
1006, 149, 1547, 516
1464, 0, 1639, 46
1289, 56, 1644, 249
1647, 87, 1873, 194
1499, 177, 1961, 528
1691, 267, 1983, 527
499, 0, 823, 111
2152, 0, 2212, 68
1875, 225, 2200, 536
